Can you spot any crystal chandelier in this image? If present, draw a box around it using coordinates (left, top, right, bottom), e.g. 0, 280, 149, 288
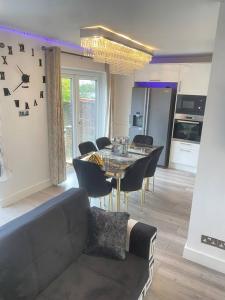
80, 26, 154, 75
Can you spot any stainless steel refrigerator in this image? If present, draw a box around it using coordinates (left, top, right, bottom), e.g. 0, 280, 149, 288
129, 86, 176, 167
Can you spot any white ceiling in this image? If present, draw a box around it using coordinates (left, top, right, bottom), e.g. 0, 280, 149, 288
0, 0, 221, 55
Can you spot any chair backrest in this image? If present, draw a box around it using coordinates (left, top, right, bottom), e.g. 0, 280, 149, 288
121, 156, 150, 192
0, 188, 89, 300
96, 137, 111, 150
78, 141, 97, 155
145, 146, 164, 178
73, 158, 110, 197
133, 135, 153, 146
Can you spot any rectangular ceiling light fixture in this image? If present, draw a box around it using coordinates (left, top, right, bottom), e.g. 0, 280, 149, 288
80, 26, 155, 75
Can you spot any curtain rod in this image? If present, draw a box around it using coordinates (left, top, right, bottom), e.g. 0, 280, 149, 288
41, 46, 92, 59
61, 50, 93, 59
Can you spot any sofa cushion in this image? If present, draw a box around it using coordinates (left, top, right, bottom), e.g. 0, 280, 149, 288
35, 260, 130, 300
85, 207, 129, 260
0, 188, 89, 300
78, 253, 149, 300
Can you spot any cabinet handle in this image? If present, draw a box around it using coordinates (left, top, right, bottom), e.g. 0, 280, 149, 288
180, 149, 192, 153
180, 142, 192, 146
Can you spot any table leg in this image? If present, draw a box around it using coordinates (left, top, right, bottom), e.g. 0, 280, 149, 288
116, 177, 121, 212
146, 178, 150, 191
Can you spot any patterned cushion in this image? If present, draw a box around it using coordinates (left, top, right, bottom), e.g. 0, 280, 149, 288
85, 207, 130, 260
88, 153, 104, 167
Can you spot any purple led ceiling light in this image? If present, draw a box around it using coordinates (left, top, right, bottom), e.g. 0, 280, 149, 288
0, 24, 83, 51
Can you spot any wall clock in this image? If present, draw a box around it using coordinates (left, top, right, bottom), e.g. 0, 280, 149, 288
0, 42, 46, 116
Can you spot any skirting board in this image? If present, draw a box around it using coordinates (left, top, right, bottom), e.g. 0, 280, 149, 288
169, 162, 197, 174
183, 244, 225, 274
0, 179, 52, 207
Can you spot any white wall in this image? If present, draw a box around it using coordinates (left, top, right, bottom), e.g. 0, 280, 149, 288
0, 31, 50, 206
61, 53, 105, 72
184, 2, 225, 274
113, 74, 134, 137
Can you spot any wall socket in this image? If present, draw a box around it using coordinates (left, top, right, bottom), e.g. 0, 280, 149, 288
201, 235, 225, 250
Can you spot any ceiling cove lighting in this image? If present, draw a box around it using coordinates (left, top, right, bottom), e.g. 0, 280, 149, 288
80, 26, 155, 75
0, 25, 83, 51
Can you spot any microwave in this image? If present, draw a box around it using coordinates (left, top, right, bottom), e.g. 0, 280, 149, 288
176, 95, 206, 116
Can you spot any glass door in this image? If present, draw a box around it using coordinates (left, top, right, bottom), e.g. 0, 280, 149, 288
77, 78, 97, 144
62, 70, 105, 160
61, 77, 74, 164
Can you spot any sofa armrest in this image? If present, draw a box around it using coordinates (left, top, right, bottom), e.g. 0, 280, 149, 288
127, 219, 157, 261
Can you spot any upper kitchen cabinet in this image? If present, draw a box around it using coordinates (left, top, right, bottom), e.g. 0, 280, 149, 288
178, 63, 211, 95
135, 64, 180, 82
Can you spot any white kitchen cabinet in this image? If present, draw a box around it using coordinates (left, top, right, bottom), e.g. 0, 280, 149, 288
135, 63, 211, 96
170, 140, 200, 173
178, 63, 211, 95
135, 64, 180, 82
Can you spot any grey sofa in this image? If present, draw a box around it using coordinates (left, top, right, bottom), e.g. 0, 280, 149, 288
0, 188, 157, 300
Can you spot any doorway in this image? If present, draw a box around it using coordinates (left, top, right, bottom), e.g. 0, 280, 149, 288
61, 70, 106, 163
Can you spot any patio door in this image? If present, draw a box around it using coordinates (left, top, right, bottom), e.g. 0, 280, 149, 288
77, 78, 98, 145
62, 71, 105, 163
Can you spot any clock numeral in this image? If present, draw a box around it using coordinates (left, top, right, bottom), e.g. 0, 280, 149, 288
1, 56, 7, 65
19, 110, 29, 117
25, 102, 30, 110
3, 88, 11, 96
42, 76, 46, 83
14, 100, 20, 108
0, 72, 5, 80
0, 42, 5, 48
32, 48, 34, 56
39, 59, 42, 67
40, 91, 44, 98
34, 100, 38, 106
8, 46, 13, 55
19, 43, 25, 52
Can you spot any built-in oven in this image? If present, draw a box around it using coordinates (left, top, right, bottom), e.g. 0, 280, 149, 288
173, 114, 203, 143
176, 94, 206, 116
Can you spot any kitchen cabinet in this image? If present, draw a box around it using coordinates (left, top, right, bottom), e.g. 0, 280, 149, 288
135, 63, 211, 96
135, 64, 180, 82
169, 140, 200, 173
178, 63, 211, 95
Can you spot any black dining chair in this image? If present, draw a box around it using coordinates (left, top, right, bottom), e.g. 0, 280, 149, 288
111, 156, 150, 210
78, 141, 97, 155
73, 158, 112, 209
144, 146, 164, 192
96, 137, 111, 150
133, 135, 153, 147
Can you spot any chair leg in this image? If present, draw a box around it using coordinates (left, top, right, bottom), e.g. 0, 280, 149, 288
140, 189, 145, 207
124, 192, 129, 211
145, 178, 150, 191
109, 193, 112, 211
152, 176, 155, 192
99, 198, 102, 208
103, 196, 106, 208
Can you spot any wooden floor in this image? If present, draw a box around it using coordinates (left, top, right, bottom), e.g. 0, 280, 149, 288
0, 167, 225, 299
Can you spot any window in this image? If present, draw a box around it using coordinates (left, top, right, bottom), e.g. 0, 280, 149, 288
61, 70, 106, 162
78, 79, 97, 143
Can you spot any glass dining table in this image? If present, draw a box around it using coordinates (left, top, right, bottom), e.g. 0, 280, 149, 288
97, 144, 157, 211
